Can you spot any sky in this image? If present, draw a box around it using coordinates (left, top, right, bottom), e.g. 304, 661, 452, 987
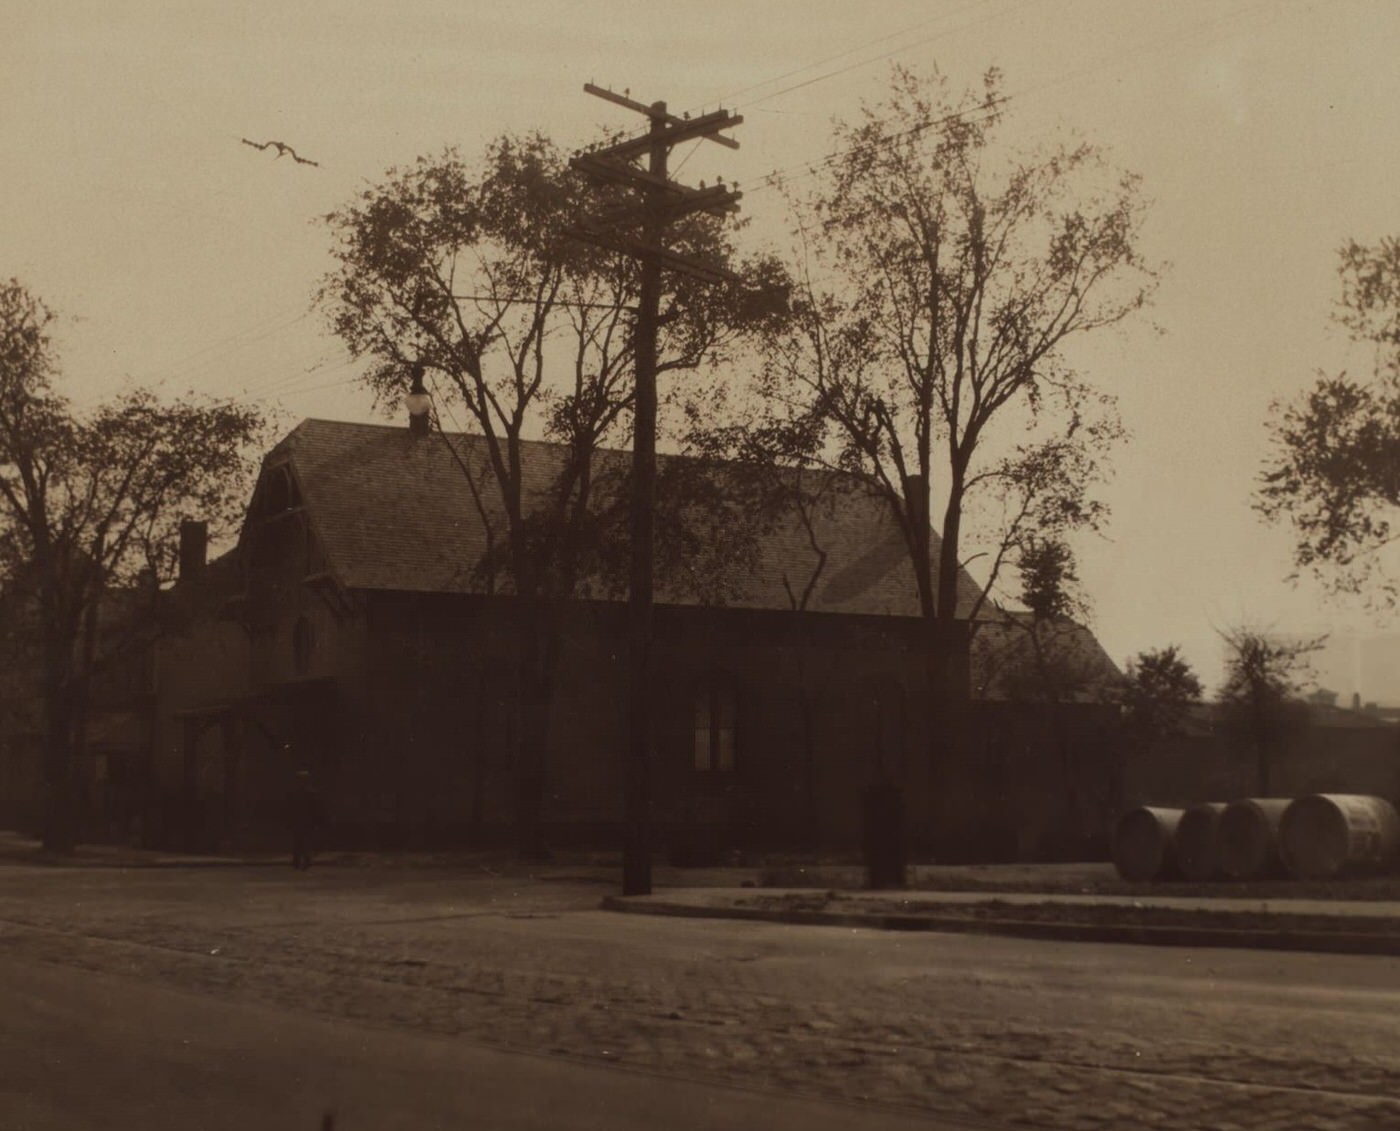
5, 0, 1399, 699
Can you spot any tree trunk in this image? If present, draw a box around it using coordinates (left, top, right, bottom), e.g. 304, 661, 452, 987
40, 661, 77, 854
1250, 692, 1272, 797
936, 493, 964, 625
924, 617, 971, 853
1255, 715, 1272, 796
1053, 706, 1081, 856
470, 672, 486, 833
800, 685, 817, 844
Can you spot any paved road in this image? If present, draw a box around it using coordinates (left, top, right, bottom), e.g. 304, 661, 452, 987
1, 863, 1398, 1130
0, 954, 952, 1131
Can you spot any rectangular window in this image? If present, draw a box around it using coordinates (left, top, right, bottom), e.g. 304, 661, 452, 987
694, 687, 712, 772
715, 688, 736, 772
695, 679, 736, 773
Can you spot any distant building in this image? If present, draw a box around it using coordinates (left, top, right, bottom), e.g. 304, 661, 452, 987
1299, 630, 1400, 710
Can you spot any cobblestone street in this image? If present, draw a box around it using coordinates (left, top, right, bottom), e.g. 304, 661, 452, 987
2, 862, 1398, 1129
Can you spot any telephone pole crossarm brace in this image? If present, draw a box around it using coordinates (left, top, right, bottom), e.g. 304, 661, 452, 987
582, 84, 741, 148
570, 84, 744, 897
566, 227, 742, 286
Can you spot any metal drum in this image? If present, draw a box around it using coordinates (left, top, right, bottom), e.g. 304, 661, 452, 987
1174, 802, 1228, 882
1112, 806, 1183, 882
1279, 794, 1400, 880
1216, 798, 1291, 880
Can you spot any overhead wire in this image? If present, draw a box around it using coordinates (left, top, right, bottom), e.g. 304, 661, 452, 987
730, 0, 1028, 113
590, 2, 1024, 189
65, 309, 322, 413
678, 0, 1015, 122
66, 1, 1323, 424
732, 0, 1294, 204
139, 309, 313, 385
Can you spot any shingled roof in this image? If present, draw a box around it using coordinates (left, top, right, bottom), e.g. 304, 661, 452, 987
259, 418, 986, 617
252, 419, 1118, 690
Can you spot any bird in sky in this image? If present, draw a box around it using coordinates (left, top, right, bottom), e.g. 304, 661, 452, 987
240, 138, 320, 167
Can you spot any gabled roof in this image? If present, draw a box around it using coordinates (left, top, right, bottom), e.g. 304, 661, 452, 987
259, 418, 987, 618
970, 611, 1124, 701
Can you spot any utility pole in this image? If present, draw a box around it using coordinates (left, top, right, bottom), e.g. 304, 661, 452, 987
570, 85, 743, 896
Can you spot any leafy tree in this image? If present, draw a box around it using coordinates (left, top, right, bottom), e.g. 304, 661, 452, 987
1016, 535, 1083, 624
318, 133, 783, 855
985, 536, 1103, 707
741, 66, 1155, 784
1258, 237, 1400, 605
1217, 627, 1323, 796
0, 280, 265, 851
1118, 644, 1204, 743
984, 537, 1119, 838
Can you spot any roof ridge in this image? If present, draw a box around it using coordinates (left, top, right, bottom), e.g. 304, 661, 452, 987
233, 416, 1121, 690
286, 417, 883, 497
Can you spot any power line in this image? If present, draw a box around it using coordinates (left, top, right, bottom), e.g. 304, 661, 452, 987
742, 94, 1009, 201
144, 309, 313, 382
277, 370, 367, 401
627, 4, 1022, 200
737, 0, 1030, 113
62, 1, 1312, 430
687, 0, 1013, 119
66, 310, 319, 412
734, 0, 1290, 203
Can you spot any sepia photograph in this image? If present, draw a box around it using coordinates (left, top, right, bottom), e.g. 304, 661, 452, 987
2, 2, 1398, 1127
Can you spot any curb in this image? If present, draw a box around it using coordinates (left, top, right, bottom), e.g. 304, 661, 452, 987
0, 851, 296, 870
600, 896, 1400, 957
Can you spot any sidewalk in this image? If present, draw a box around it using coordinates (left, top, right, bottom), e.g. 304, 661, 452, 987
0, 831, 747, 887
0, 831, 286, 869
9, 830, 1400, 957
602, 884, 1400, 956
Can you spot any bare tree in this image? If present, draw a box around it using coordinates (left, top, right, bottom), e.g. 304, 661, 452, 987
0, 280, 265, 851
738, 66, 1154, 796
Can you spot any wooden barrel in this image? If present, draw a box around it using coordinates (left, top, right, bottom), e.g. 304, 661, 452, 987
1216, 798, 1291, 880
1279, 794, 1400, 880
1173, 802, 1228, 882
1112, 806, 1183, 881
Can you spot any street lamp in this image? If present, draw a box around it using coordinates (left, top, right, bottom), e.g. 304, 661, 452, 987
406, 362, 432, 435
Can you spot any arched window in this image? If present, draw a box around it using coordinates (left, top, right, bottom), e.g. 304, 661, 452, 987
253, 465, 297, 520
694, 676, 737, 773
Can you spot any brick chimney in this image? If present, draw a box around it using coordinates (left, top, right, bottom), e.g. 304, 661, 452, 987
178, 520, 208, 583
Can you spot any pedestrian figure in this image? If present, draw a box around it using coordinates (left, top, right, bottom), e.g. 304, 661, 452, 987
288, 769, 321, 870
